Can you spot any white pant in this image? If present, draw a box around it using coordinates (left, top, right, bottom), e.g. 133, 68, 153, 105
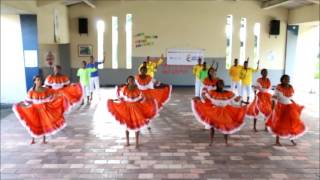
231, 81, 241, 95
81, 83, 90, 97
195, 78, 201, 97
90, 76, 100, 93
241, 84, 252, 100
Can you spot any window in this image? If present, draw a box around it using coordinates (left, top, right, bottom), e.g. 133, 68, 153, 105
112, 16, 118, 69
226, 15, 233, 69
96, 20, 105, 69
239, 18, 247, 65
253, 23, 261, 65
126, 14, 132, 69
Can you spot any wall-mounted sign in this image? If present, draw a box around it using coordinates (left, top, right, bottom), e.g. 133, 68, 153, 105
166, 48, 205, 65
134, 32, 158, 48
161, 64, 191, 75
46, 51, 55, 67
78, 44, 93, 57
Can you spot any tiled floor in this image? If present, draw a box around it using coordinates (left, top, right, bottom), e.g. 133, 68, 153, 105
1, 88, 319, 180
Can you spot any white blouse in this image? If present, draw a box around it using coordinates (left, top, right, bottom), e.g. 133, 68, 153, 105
254, 81, 271, 93
45, 80, 70, 90
135, 78, 156, 90
204, 92, 237, 107
119, 88, 143, 102
273, 89, 293, 104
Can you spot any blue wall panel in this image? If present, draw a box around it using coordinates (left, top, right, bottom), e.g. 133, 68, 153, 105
20, 15, 39, 90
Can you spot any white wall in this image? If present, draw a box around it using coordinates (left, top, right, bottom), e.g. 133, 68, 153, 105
68, 1, 288, 70
293, 24, 319, 93
287, 4, 319, 92
37, 2, 70, 44
288, 4, 320, 25
2, 0, 70, 44
3, 0, 289, 71
1, 15, 27, 103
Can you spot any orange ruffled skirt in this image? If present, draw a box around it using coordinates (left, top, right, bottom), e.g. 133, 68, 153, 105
266, 102, 306, 140
107, 98, 158, 131
12, 96, 68, 137
191, 99, 246, 134
54, 83, 83, 109
246, 92, 272, 120
141, 84, 172, 110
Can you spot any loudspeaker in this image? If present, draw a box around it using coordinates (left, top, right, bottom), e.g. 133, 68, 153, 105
78, 18, 88, 34
269, 20, 280, 35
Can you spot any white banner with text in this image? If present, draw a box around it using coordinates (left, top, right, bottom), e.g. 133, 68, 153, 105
166, 49, 204, 65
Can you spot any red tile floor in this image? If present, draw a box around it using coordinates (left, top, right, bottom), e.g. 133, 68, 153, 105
1, 88, 319, 180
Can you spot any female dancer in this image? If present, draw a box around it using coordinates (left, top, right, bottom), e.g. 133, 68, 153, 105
266, 75, 306, 146
12, 75, 68, 144
45, 65, 83, 110
107, 76, 158, 148
201, 66, 220, 96
134, 66, 172, 110
246, 69, 272, 132
192, 79, 246, 145
199, 67, 220, 130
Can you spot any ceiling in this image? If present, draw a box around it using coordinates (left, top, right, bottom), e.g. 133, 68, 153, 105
64, 0, 95, 8
0, 5, 34, 15
38, 0, 320, 9
261, 0, 319, 9
1, 0, 318, 13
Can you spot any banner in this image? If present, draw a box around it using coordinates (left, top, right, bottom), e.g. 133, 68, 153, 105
166, 49, 204, 65
134, 32, 158, 48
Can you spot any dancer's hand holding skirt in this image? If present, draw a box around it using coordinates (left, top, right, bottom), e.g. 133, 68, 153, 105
191, 90, 246, 134
246, 78, 273, 120
266, 101, 306, 140
246, 92, 272, 118
12, 88, 68, 137
45, 75, 83, 110
265, 84, 306, 140
134, 74, 172, 110
141, 84, 172, 110
107, 86, 158, 131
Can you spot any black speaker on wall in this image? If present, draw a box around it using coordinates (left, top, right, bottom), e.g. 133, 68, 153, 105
269, 20, 280, 35
78, 18, 88, 34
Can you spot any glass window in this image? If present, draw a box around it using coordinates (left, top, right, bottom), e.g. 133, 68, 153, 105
112, 16, 118, 69
126, 14, 132, 69
239, 18, 247, 65
253, 23, 261, 65
96, 20, 105, 69
226, 15, 233, 69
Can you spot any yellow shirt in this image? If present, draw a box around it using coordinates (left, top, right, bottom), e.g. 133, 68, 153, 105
139, 58, 164, 77
239, 67, 258, 86
229, 65, 242, 82
192, 64, 202, 79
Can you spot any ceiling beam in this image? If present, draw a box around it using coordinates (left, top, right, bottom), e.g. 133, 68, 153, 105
261, 0, 292, 9
82, 0, 95, 8
64, 0, 82, 6
305, 0, 320, 4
